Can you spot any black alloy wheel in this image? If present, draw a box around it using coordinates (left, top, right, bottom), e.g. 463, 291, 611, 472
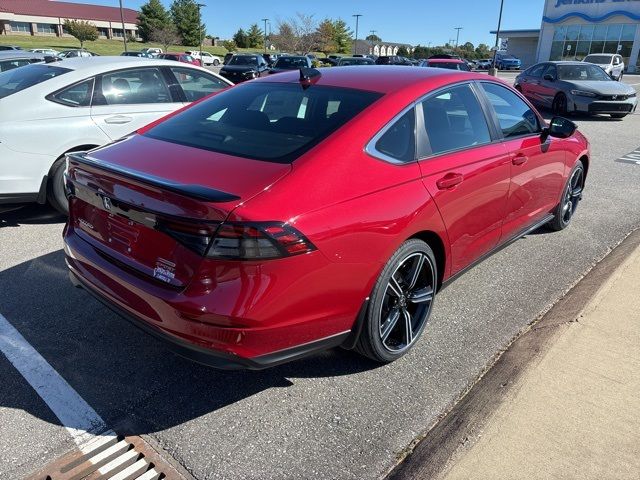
548, 162, 584, 231
355, 239, 437, 363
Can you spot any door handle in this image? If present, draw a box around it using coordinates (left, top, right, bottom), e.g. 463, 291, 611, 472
512, 155, 528, 166
436, 173, 464, 190
104, 115, 133, 124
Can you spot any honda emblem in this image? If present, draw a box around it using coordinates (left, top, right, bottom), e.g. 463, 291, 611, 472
102, 195, 112, 211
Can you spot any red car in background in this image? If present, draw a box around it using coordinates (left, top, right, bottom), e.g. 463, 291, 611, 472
63, 66, 589, 369
158, 52, 201, 67
420, 58, 471, 71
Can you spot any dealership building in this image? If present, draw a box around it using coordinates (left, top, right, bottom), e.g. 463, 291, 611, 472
0, 0, 139, 40
496, 0, 640, 72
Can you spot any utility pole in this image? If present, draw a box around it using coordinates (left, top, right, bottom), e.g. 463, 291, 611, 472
454, 27, 463, 48
197, 3, 205, 62
490, 0, 504, 76
352, 14, 362, 55
118, 0, 127, 52
262, 18, 268, 53
369, 29, 377, 40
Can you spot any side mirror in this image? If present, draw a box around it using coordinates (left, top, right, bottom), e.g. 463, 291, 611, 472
542, 116, 577, 141
543, 73, 554, 81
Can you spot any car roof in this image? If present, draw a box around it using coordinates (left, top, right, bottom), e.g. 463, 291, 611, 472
42, 56, 202, 73
546, 61, 591, 65
256, 65, 499, 94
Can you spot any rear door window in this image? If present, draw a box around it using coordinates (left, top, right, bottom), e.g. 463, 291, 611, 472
419, 84, 491, 156
95, 68, 172, 105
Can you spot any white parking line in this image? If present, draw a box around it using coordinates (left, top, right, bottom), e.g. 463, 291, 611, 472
0, 312, 114, 449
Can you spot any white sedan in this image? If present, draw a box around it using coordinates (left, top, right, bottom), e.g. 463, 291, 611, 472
0, 56, 232, 213
186, 50, 222, 66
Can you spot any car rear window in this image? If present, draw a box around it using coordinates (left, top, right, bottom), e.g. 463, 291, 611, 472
144, 83, 382, 163
0, 64, 70, 99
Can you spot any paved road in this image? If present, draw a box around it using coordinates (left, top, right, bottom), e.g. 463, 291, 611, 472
1, 74, 639, 480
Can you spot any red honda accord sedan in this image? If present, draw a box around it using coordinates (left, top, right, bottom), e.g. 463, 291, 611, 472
63, 66, 589, 369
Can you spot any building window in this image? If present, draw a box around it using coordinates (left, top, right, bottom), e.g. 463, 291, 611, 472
36, 23, 57, 34
10, 21, 30, 33
112, 28, 124, 38
98, 27, 109, 37
550, 23, 638, 68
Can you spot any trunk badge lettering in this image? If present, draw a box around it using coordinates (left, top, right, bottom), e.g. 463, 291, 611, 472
101, 195, 112, 211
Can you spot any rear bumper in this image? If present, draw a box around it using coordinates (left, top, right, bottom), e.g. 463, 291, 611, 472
63, 226, 359, 368
69, 269, 349, 370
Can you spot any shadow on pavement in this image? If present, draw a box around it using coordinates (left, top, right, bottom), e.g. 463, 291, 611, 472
0, 204, 65, 228
0, 250, 379, 437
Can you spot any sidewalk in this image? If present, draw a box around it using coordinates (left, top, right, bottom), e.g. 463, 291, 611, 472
439, 245, 640, 479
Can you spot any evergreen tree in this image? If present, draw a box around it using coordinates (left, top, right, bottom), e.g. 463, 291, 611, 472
366, 34, 381, 42
246, 24, 264, 49
233, 28, 248, 48
397, 45, 409, 57
137, 0, 171, 42
332, 19, 352, 54
316, 19, 336, 55
170, 0, 205, 47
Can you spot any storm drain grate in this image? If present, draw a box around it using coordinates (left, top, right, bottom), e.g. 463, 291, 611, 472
27, 433, 188, 480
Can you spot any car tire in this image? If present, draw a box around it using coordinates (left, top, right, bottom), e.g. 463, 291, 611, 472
552, 93, 568, 115
610, 113, 627, 119
355, 239, 437, 363
213, 59, 220, 66
617, 72, 623, 81
548, 161, 585, 232
47, 157, 68, 215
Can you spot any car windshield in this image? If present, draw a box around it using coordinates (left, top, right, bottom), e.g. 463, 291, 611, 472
583, 55, 612, 64
229, 56, 258, 66
0, 64, 70, 99
558, 64, 611, 81
339, 58, 373, 65
274, 57, 308, 68
144, 83, 382, 163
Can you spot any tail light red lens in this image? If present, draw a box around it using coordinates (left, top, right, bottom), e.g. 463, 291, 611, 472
207, 223, 316, 260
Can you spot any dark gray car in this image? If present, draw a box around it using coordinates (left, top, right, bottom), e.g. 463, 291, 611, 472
515, 61, 637, 119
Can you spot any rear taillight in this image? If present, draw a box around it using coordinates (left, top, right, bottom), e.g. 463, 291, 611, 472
158, 220, 315, 260
207, 222, 316, 260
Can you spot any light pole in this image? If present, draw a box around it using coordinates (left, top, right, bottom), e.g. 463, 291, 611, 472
262, 18, 268, 53
454, 27, 463, 48
118, 0, 127, 52
197, 3, 205, 62
352, 14, 362, 55
490, 0, 504, 76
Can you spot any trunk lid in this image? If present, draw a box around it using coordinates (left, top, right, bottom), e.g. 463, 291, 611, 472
66, 134, 291, 288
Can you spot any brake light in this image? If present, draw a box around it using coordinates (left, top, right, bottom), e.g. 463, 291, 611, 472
157, 218, 219, 256
207, 223, 316, 260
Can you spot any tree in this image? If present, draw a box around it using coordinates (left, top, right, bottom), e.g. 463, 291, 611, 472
461, 41, 475, 52
272, 21, 297, 53
397, 45, 409, 57
63, 19, 98, 49
170, 0, 205, 47
246, 23, 264, 49
232, 28, 248, 48
475, 43, 491, 58
291, 13, 318, 54
366, 34, 381, 42
331, 19, 352, 54
221, 39, 237, 52
316, 19, 336, 55
150, 25, 180, 51
137, 0, 171, 42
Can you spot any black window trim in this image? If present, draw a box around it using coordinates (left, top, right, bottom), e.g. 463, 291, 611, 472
45, 76, 95, 108
475, 80, 544, 143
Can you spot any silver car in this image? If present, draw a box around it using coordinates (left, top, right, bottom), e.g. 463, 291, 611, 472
515, 61, 637, 119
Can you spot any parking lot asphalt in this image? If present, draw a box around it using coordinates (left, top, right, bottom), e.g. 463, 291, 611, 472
1, 72, 639, 480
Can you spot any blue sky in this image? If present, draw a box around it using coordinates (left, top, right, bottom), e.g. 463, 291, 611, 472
68, 0, 545, 47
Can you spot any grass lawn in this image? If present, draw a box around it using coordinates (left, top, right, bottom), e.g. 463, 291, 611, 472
0, 34, 229, 56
